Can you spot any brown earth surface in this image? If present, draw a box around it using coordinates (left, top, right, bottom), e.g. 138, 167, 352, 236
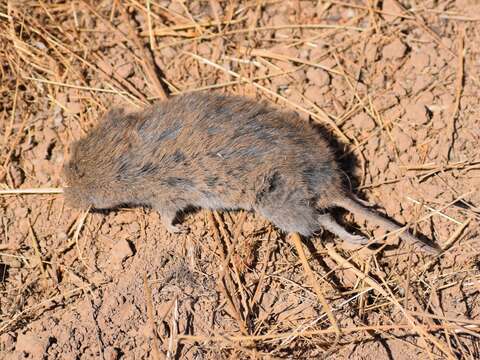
1, 0, 480, 359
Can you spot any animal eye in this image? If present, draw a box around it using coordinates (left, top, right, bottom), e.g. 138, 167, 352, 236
70, 163, 85, 178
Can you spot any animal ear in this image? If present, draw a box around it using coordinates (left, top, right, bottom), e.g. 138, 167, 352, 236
99, 107, 130, 132
103, 107, 126, 122
100, 106, 141, 145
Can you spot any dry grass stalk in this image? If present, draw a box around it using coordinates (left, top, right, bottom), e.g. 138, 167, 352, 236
0, 187, 63, 195
207, 211, 248, 334
118, 3, 168, 101
72, 208, 91, 272
177, 323, 479, 343
166, 297, 179, 359
143, 273, 163, 360
289, 233, 340, 344
326, 245, 455, 358
446, 27, 465, 160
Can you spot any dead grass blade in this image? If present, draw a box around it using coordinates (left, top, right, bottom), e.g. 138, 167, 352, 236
118, 2, 168, 101
446, 27, 465, 160
326, 245, 456, 359
289, 233, 340, 344
143, 273, 163, 360
0, 187, 63, 195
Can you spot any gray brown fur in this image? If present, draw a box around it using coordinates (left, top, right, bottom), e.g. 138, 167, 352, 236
63, 93, 439, 253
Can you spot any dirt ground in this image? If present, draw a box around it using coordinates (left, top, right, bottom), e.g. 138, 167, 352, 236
1, 0, 479, 359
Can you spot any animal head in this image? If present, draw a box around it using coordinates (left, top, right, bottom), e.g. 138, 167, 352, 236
63, 107, 136, 209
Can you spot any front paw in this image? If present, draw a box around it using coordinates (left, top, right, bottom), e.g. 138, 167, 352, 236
165, 223, 189, 234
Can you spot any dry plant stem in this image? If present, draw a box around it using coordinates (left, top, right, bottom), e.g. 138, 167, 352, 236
207, 212, 248, 334
0, 187, 63, 195
243, 47, 344, 76
14, 11, 146, 105
392, 0, 455, 57
213, 212, 250, 322
250, 233, 274, 309
87, 296, 105, 360
418, 160, 480, 182
28, 219, 48, 281
2, 107, 26, 174
2, 57, 22, 171
439, 15, 480, 21
139, 17, 246, 36
406, 197, 462, 225
446, 27, 465, 160
166, 298, 179, 359
146, 0, 156, 51
143, 273, 163, 360
400, 269, 436, 360
118, 3, 168, 101
214, 211, 251, 321
436, 216, 472, 252
289, 233, 340, 343
326, 245, 388, 298
149, 23, 365, 38
73, 208, 91, 272
133, 0, 191, 24
421, 217, 473, 273
408, 311, 480, 327
330, 0, 414, 19
218, 211, 247, 282
25, 76, 130, 95
0, 283, 98, 333
177, 323, 478, 343
361, 190, 472, 246
208, 0, 222, 33
172, 54, 318, 95
81, 1, 135, 48
326, 245, 455, 359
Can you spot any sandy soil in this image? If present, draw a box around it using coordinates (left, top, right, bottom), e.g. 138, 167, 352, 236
1, 0, 479, 359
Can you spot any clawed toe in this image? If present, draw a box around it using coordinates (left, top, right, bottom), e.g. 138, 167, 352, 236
166, 224, 189, 234
344, 234, 370, 245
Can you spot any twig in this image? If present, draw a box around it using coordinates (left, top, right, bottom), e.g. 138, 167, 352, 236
119, 3, 168, 101
73, 207, 91, 271
143, 273, 162, 360
28, 219, 49, 281
177, 323, 479, 343
406, 197, 462, 225
446, 27, 465, 160
0, 187, 63, 195
421, 217, 473, 273
289, 233, 340, 343
0, 283, 98, 333
207, 211, 248, 334
166, 297, 179, 359
147, 23, 365, 37
23, 76, 130, 94
326, 245, 455, 359
439, 15, 480, 22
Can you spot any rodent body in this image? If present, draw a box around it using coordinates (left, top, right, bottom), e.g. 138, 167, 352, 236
64, 93, 439, 253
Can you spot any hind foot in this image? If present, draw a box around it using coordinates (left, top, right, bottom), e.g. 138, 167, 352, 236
342, 233, 369, 245
165, 223, 189, 234
318, 214, 369, 246
167, 224, 188, 234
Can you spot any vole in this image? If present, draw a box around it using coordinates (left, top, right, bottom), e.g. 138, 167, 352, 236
63, 93, 439, 253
